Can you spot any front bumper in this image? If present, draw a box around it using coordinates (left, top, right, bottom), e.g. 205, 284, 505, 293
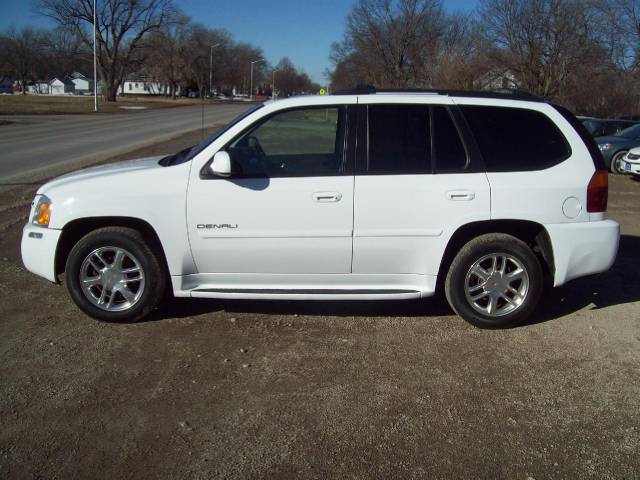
545, 220, 620, 286
621, 160, 640, 175
21, 223, 62, 283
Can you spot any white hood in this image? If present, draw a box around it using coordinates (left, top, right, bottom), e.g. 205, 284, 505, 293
37, 156, 165, 195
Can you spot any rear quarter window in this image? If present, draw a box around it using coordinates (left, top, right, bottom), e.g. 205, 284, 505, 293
460, 105, 571, 172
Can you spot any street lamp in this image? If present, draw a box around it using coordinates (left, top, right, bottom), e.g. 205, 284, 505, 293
93, 0, 98, 112
250, 59, 264, 100
209, 43, 220, 98
272, 68, 278, 101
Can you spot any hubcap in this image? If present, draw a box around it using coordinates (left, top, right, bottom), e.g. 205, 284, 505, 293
79, 246, 145, 312
464, 253, 529, 317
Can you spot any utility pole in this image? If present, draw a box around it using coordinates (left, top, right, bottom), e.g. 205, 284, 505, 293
209, 43, 220, 98
93, 0, 98, 112
250, 59, 264, 100
272, 68, 278, 101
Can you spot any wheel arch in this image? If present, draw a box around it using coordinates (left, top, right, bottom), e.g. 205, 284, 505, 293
436, 219, 555, 293
55, 216, 170, 280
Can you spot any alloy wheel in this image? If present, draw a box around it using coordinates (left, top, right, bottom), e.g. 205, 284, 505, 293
464, 253, 530, 317
79, 246, 146, 312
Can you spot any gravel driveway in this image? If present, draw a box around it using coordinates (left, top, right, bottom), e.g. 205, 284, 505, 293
0, 139, 638, 479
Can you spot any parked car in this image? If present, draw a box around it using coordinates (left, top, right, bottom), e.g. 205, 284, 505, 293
621, 146, 640, 177
596, 123, 640, 173
21, 89, 619, 328
580, 117, 638, 137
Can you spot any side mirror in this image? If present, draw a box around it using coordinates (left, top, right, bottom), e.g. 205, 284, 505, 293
210, 151, 232, 177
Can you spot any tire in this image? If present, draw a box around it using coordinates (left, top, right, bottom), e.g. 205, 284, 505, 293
610, 150, 628, 174
65, 227, 166, 322
445, 233, 544, 328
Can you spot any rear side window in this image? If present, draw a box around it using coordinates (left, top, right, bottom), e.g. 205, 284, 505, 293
366, 104, 468, 174
460, 105, 571, 172
553, 104, 605, 170
368, 105, 430, 173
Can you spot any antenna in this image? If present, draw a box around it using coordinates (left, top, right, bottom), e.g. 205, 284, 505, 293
201, 86, 205, 140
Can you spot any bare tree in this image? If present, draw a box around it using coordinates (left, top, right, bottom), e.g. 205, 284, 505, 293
329, 0, 451, 89
478, 0, 595, 98
0, 27, 48, 94
592, 0, 640, 72
42, 26, 90, 78
144, 13, 191, 98
38, 0, 175, 101
272, 57, 319, 97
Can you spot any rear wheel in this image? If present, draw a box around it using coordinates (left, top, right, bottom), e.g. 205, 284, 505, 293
445, 233, 544, 328
65, 227, 166, 322
610, 150, 628, 174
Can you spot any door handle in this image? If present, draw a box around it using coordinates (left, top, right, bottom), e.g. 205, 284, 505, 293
312, 191, 342, 202
446, 190, 475, 201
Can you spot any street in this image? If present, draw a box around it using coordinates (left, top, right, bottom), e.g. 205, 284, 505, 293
0, 103, 248, 183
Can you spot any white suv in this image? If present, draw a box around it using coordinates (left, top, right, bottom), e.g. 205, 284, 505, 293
21, 89, 620, 327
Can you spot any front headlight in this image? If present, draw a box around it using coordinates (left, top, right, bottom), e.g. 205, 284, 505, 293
31, 195, 52, 227
598, 143, 612, 151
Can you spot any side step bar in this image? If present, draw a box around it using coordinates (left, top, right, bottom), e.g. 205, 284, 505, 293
192, 288, 420, 295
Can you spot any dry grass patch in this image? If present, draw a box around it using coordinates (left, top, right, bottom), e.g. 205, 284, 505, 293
0, 95, 231, 115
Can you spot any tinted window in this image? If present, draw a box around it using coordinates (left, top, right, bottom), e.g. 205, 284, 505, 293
226, 107, 344, 177
460, 106, 571, 171
553, 105, 605, 170
616, 124, 640, 139
582, 120, 598, 135
433, 106, 467, 171
602, 124, 620, 136
368, 105, 430, 173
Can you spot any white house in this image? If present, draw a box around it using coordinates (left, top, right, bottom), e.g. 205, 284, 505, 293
70, 72, 93, 94
475, 69, 519, 91
49, 76, 75, 95
27, 81, 50, 95
120, 77, 166, 96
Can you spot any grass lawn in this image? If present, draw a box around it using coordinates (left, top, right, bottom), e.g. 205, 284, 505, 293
0, 94, 234, 115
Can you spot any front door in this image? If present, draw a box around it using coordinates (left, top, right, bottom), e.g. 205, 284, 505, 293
187, 105, 354, 274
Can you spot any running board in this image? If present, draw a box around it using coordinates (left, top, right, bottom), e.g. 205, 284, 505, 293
193, 288, 419, 294
189, 288, 424, 300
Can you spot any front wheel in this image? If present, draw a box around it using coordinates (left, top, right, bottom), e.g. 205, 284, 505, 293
445, 233, 544, 328
65, 227, 166, 322
610, 151, 628, 174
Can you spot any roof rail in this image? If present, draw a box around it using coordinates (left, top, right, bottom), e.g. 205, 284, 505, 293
331, 86, 544, 102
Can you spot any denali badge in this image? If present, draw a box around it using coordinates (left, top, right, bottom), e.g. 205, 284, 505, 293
197, 223, 239, 229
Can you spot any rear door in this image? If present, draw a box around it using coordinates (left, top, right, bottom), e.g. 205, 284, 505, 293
352, 98, 491, 276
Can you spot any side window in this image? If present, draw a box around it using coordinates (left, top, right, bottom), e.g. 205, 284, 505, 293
368, 105, 430, 173
433, 106, 467, 171
226, 107, 344, 177
460, 105, 571, 172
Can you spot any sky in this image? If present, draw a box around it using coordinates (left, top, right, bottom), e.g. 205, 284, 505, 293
0, 0, 479, 84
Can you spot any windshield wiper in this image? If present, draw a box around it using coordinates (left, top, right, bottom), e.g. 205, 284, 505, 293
159, 146, 195, 167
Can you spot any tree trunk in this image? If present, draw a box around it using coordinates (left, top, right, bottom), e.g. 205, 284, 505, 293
103, 83, 118, 102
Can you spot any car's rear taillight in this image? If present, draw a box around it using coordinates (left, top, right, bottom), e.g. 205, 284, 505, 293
587, 170, 608, 212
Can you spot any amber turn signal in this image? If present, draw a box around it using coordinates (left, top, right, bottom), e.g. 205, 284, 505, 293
32, 196, 52, 227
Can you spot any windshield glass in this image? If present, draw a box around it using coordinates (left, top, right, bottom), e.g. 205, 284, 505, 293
159, 103, 264, 167
615, 124, 640, 139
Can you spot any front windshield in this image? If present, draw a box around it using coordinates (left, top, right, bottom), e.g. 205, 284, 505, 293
184, 103, 264, 161
159, 103, 264, 167
615, 124, 640, 139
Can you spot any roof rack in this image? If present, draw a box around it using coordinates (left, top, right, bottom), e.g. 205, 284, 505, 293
331, 86, 544, 102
